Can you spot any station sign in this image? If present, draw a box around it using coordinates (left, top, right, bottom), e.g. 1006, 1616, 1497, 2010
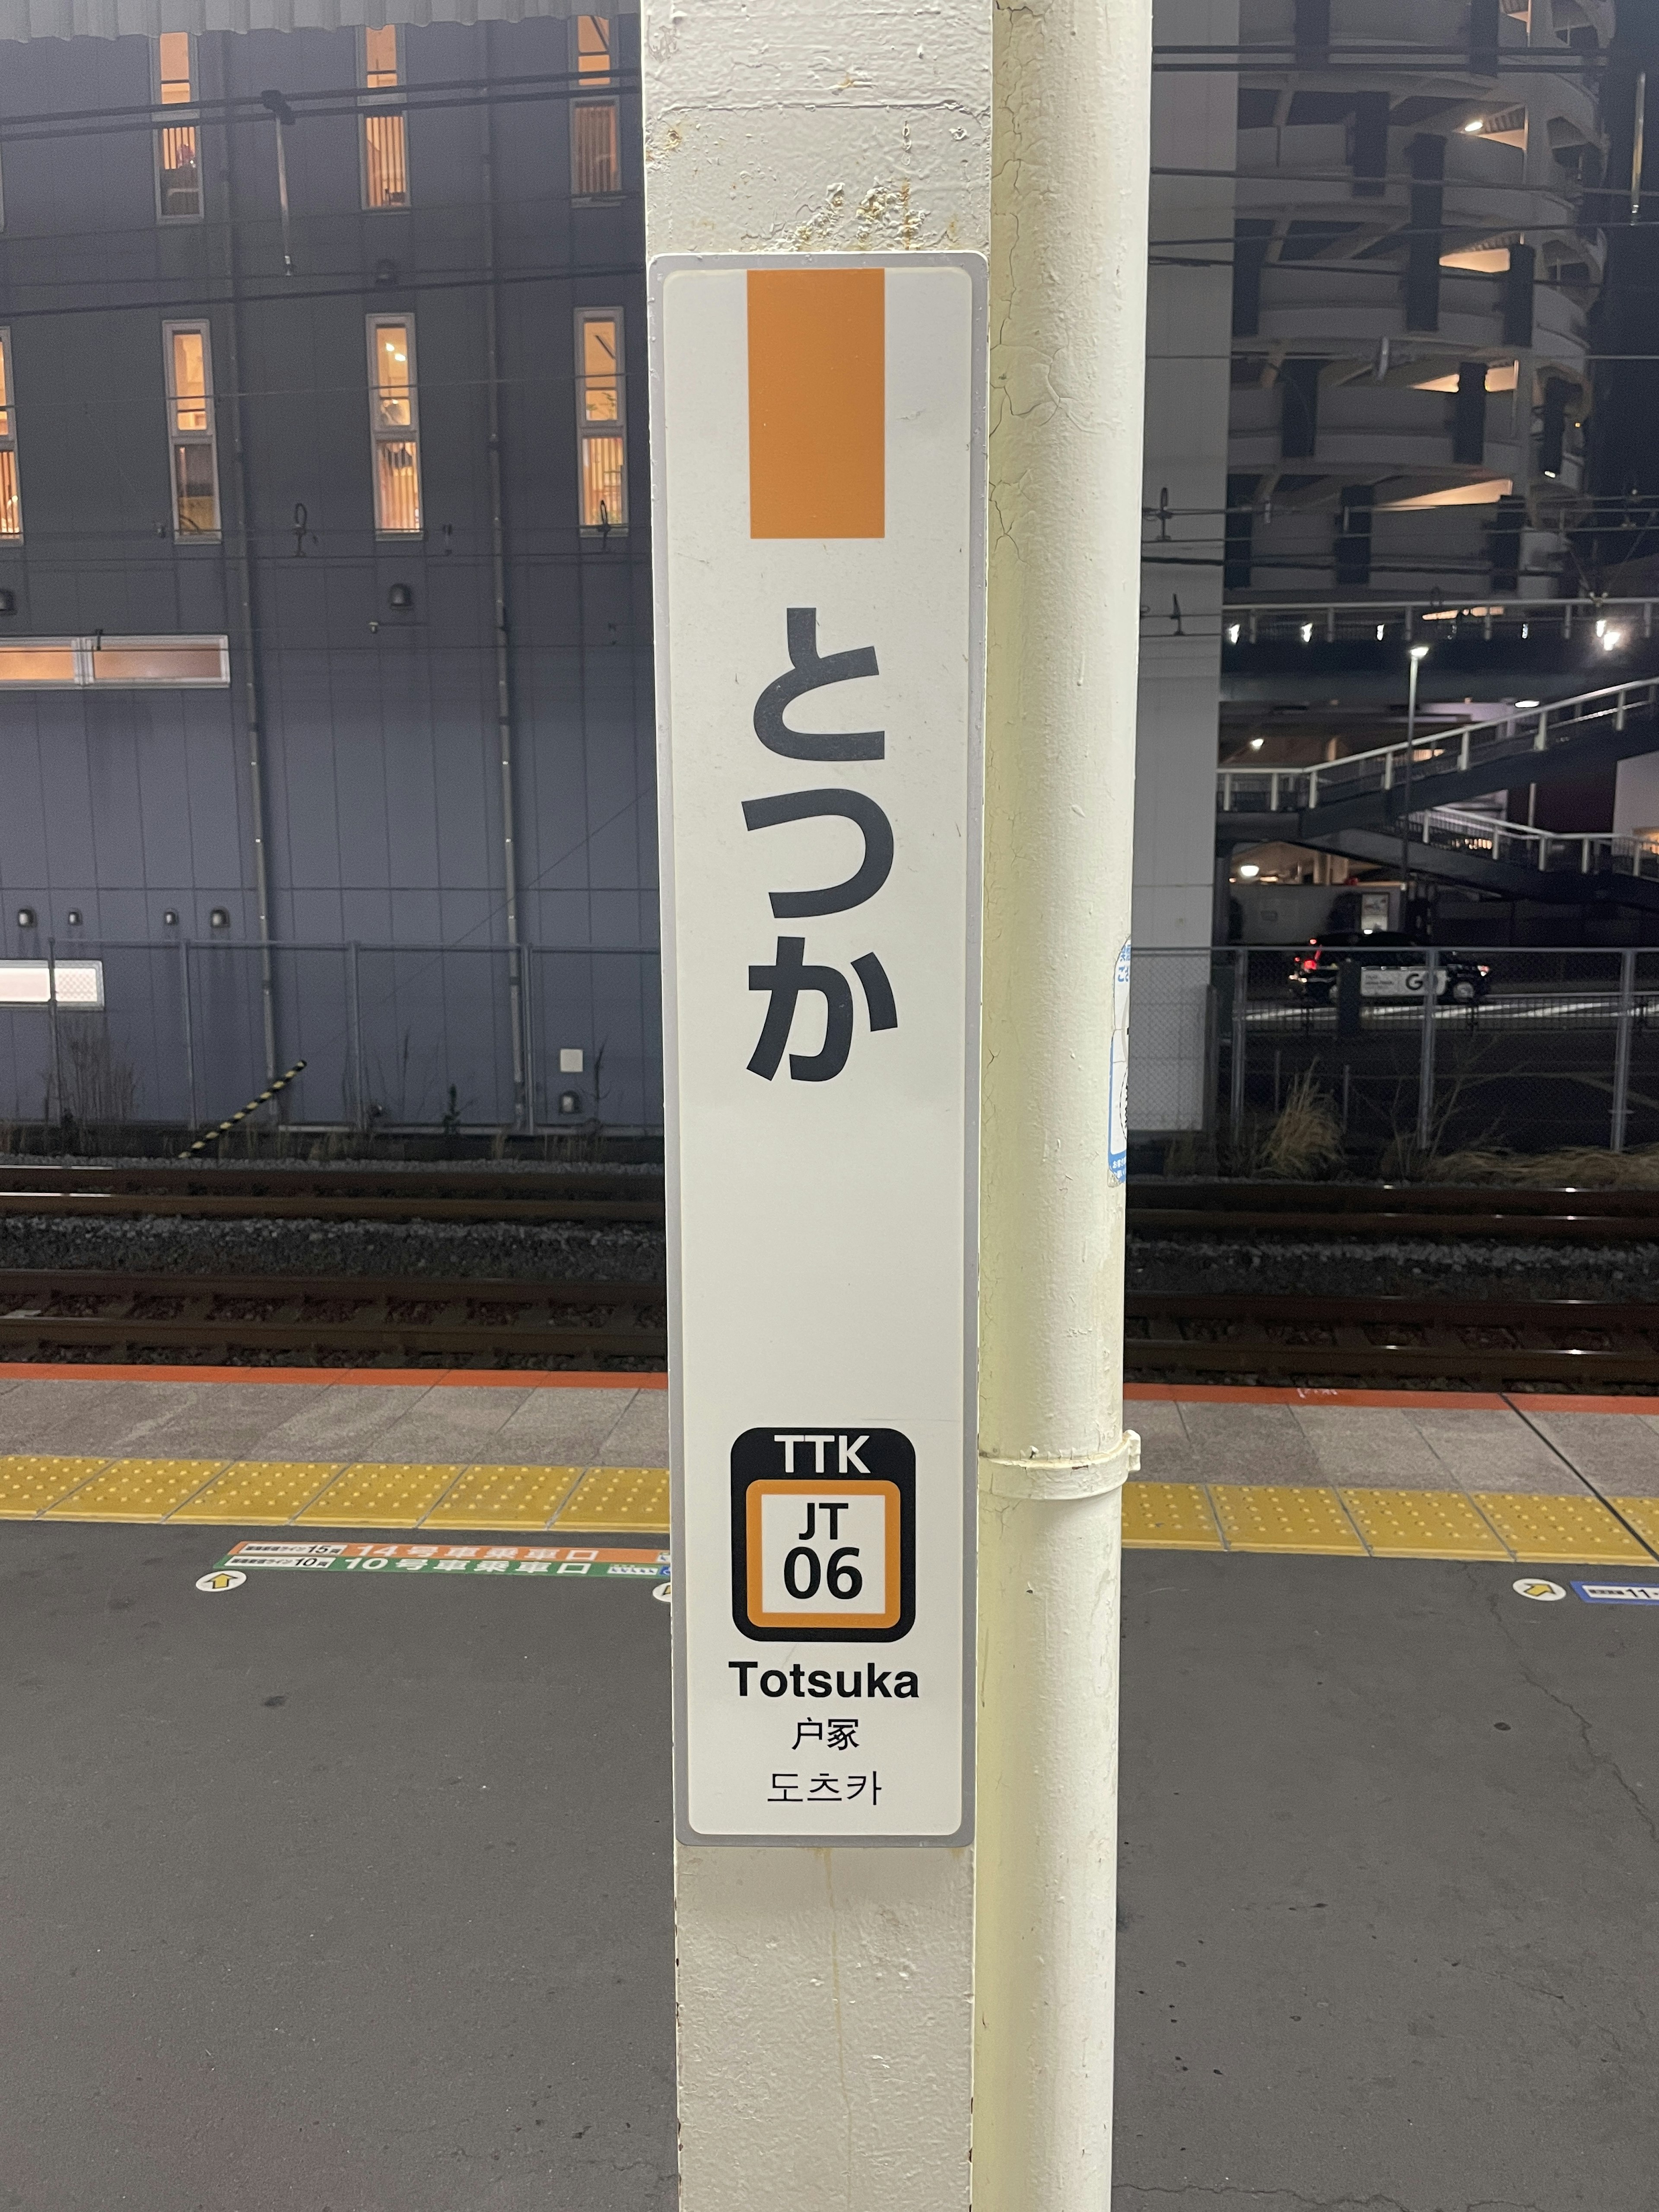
650, 253, 986, 1844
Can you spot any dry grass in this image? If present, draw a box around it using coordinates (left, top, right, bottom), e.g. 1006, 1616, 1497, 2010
58, 1014, 139, 1142
1258, 1069, 1347, 1179
1425, 1142, 1659, 1189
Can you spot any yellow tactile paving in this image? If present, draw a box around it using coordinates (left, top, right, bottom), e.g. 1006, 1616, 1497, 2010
8, 1453, 1657, 1569
1208, 1482, 1367, 1556
1610, 1497, 1659, 1551
171, 1462, 344, 1524
1340, 1487, 1510, 1561
554, 1464, 671, 1534
0, 1456, 109, 1517
1122, 1481, 1224, 1550
1472, 1491, 1655, 1566
295, 1462, 464, 1528
423, 1464, 583, 1532
46, 1458, 225, 1521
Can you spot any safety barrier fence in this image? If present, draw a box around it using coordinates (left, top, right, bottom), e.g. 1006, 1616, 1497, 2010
0, 940, 664, 1137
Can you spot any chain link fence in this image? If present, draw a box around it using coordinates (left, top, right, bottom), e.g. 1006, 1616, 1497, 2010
1130, 943, 1659, 1172
6, 935, 1655, 1170
0, 941, 663, 1139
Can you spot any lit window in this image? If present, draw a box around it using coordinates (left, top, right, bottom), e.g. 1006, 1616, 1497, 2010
368, 316, 422, 536
0, 960, 104, 1007
163, 322, 221, 538
0, 330, 22, 540
0, 636, 227, 686
575, 13, 614, 76
575, 308, 626, 532
89, 638, 228, 684
571, 16, 620, 196
362, 26, 409, 210
155, 34, 201, 221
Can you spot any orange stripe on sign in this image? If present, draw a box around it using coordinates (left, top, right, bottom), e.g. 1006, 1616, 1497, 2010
747, 268, 884, 539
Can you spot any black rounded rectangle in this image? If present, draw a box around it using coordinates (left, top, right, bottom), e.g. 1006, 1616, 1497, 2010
730, 1426, 916, 1642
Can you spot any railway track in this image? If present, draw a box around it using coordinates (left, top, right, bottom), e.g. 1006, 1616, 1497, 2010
0, 1164, 664, 1224
4, 1168, 1649, 1238
0, 1269, 666, 1369
1127, 1181, 1659, 1240
1127, 1292, 1659, 1385
0, 1169, 1653, 1382
0, 1265, 1646, 1385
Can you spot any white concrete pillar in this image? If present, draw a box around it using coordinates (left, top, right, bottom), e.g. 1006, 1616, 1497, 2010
643, 10, 991, 2210
975, 0, 1152, 2206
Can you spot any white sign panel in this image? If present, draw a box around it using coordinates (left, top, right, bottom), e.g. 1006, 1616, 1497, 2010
650, 253, 986, 1845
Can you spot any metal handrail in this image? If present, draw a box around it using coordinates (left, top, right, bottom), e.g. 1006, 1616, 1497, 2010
1216, 675, 1659, 814
1206, 595, 1659, 648
1415, 805, 1659, 884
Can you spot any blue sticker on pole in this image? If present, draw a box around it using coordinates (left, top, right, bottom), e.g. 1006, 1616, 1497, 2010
1108, 939, 1131, 1184
1572, 1581, 1659, 1605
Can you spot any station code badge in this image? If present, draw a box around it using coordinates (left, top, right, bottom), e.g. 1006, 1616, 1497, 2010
650, 253, 985, 1844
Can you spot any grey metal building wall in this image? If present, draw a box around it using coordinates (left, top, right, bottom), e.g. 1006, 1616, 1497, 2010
0, 17, 658, 1127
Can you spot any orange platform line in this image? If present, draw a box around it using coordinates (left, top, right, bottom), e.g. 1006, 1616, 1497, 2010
1124, 1382, 1512, 1412
1499, 1392, 1659, 1417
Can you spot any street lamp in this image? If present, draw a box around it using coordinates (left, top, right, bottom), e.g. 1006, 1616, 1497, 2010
1402, 644, 1430, 930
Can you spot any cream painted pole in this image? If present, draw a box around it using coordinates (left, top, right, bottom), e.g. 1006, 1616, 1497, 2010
642, 9, 992, 2211
974, 0, 1153, 2206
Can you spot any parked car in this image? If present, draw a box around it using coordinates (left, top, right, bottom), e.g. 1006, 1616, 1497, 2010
1289, 931, 1492, 1005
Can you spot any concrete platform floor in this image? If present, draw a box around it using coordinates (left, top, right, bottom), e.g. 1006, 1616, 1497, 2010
0, 1367, 671, 1537
2, 1526, 1654, 2210
5, 1370, 1659, 1570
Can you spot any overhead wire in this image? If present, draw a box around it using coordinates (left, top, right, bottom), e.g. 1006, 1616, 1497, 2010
0, 64, 639, 146
0, 257, 646, 324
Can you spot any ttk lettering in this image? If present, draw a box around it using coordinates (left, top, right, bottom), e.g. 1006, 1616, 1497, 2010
774, 1431, 870, 1474
745, 608, 896, 1081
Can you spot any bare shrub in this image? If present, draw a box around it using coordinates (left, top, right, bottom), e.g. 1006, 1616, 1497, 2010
57, 1013, 139, 1138
1258, 1068, 1346, 1179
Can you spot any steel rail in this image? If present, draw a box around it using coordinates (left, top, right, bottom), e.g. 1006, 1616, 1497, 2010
0, 1164, 665, 1223
1128, 1182, 1659, 1239
0, 1268, 665, 1367
1127, 1291, 1659, 1383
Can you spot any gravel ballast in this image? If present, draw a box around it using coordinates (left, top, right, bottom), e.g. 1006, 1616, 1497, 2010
1128, 1232, 1659, 1303
0, 1215, 666, 1284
